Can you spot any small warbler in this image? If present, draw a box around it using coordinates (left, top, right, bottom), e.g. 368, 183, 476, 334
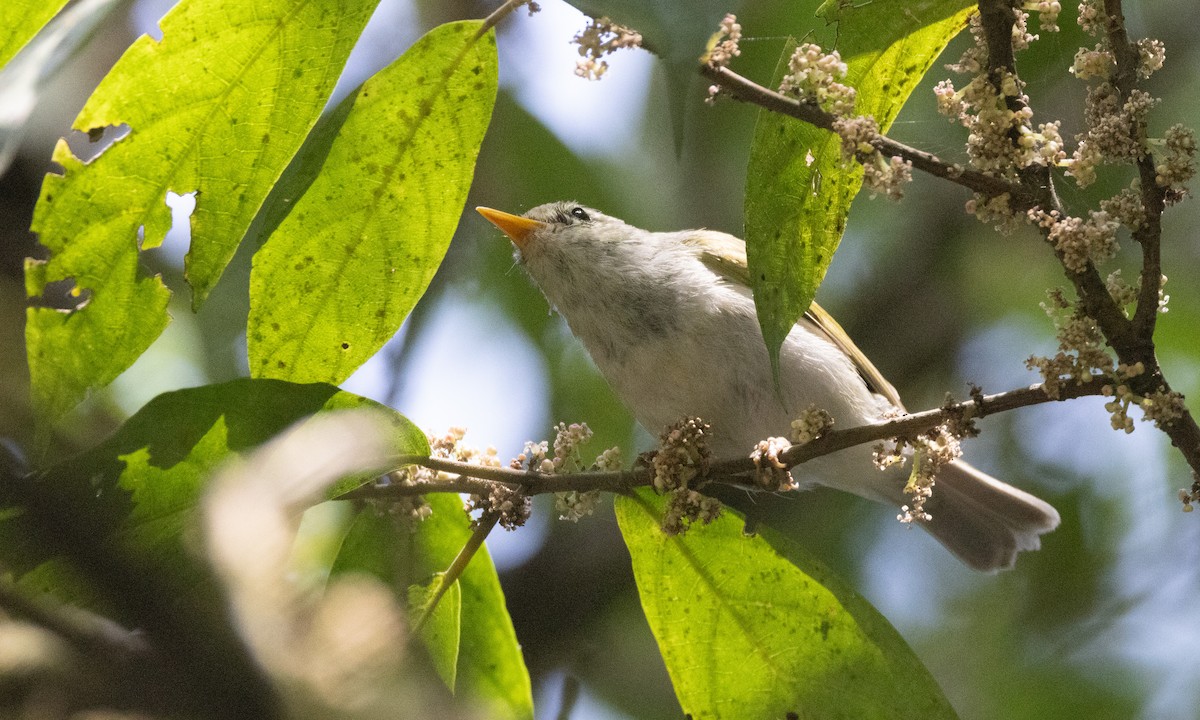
478, 202, 1059, 571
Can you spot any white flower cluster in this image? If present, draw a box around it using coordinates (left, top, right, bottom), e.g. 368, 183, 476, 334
1104, 269, 1139, 314
571, 16, 642, 81
1030, 1, 1062, 32
898, 426, 962, 526
965, 192, 1025, 234
936, 10, 1064, 183
1098, 184, 1147, 233
704, 13, 743, 104
1179, 479, 1200, 513
652, 418, 721, 535
383, 427, 503, 527
1099, 364, 1182, 435
1065, 3, 1185, 192
550, 422, 621, 522
831, 115, 913, 200
705, 13, 741, 68
1155, 124, 1197, 190
466, 483, 531, 531
555, 490, 600, 523
750, 436, 794, 491
1028, 208, 1119, 274
790, 404, 834, 445
512, 422, 619, 523
778, 42, 856, 116
1025, 289, 1114, 398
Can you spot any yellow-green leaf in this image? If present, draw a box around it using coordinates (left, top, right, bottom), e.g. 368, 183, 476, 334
25, 0, 379, 433
616, 489, 957, 720
248, 20, 498, 384
410, 573, 463, 691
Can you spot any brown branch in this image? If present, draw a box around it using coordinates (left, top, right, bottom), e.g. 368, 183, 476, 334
697, 4, 1200, 476
1102, 0, 1168, 341
345, 381, 1107, 502
969, 1, 1200, 473
698, 64, 1037, 207
713, 379, 1108, 475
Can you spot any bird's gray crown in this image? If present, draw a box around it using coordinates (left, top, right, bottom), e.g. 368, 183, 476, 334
524, 201, 612, 229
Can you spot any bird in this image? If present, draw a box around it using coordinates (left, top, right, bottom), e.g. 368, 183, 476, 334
477, 201, 1059, 571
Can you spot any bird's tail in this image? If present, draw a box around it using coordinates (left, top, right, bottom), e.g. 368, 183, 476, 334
917, 461, 1060, 572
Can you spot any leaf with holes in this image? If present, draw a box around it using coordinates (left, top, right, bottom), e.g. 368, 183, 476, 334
247, 20, 498, 384
25, 0, 379, 434
745, 0, 974, 369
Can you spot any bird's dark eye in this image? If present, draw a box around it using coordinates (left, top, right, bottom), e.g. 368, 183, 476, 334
570, 207, 590, 222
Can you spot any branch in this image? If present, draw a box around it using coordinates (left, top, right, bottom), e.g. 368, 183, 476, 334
699, 5, 1200, 477
475, 0, 533, 40
698, 64, 1037, 207
1101, 0, 1168, 340
343, 380, 1108, 502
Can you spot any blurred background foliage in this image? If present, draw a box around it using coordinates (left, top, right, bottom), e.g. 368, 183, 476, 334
2, 0, 1199, 718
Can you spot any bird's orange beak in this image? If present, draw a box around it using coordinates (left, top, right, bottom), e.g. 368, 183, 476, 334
476, 207, 547, 250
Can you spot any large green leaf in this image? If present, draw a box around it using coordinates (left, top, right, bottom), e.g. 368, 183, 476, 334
247, 20, 498, 384
331, 494, 534, 720
615, 489, 956, 720
745, 0, 973, 367
0, 378, 425, 610
0, 0, 71, 69
25, 0, 379, 434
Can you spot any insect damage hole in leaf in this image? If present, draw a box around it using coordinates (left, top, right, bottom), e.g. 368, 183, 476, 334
154, 190, 197, 261
62, 123, 131, 163
28, 277, 92, 313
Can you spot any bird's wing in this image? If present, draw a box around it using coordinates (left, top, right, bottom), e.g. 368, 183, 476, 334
803, 302, 904, 409
687, 230, 750, 287
688, 229, 903, 409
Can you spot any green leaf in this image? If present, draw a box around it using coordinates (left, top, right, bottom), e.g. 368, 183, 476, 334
331, 494, 534, 719
615, 489, 957, 720
0, 378, 425, 611
0, 0, 71, 69
25, 0, 379, 434
409, 573, 463, 691
247, 20, 498, 384
745, 1, 974, 367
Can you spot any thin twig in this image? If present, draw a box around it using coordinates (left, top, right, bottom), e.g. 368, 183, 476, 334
411, 510, 501, 635
475, 0, 529, 40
